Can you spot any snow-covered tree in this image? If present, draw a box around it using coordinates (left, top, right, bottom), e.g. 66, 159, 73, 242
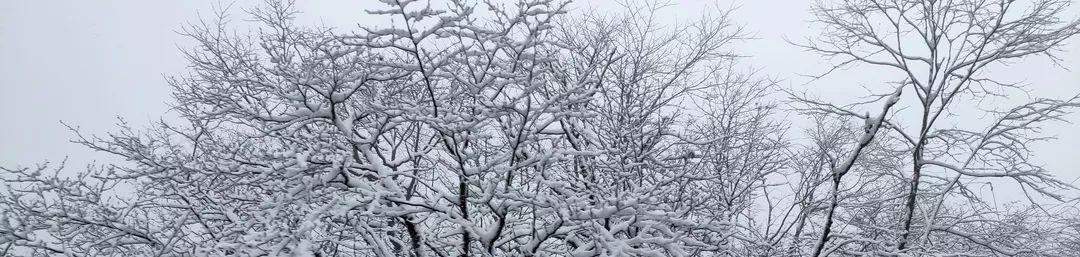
1, 0, 771, 256
3, 0, 1080, 256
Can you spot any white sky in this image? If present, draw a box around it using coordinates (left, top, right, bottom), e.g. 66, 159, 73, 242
2, 0, 1079, 188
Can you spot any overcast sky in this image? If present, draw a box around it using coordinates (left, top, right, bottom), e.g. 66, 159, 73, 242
3, 0, 1079, 189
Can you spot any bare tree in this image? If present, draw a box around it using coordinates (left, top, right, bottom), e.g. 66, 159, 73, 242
795, 0, 1080, 255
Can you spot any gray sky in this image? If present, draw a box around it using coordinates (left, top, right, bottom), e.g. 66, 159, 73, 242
2, 0, 1079, 187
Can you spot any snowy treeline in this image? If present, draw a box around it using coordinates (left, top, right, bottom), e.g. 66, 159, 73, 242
4, 0, 1080, 256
